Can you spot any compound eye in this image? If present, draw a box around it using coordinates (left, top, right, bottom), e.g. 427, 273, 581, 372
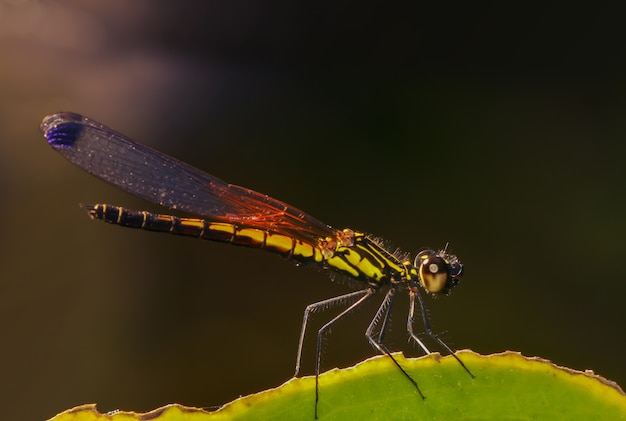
418, 255, 450, 293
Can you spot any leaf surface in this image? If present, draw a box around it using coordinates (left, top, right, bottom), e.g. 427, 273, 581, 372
49, 351, 626, 421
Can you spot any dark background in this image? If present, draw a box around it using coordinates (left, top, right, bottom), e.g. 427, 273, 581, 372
2, 2, 626, 420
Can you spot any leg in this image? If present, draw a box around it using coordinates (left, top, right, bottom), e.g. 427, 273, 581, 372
366, 287, 425, 399
406, 288, 432, 355
294, 288, 372, 377
312, 288, 377, 419
366, 286, 395, 345
408, 286, 474, 379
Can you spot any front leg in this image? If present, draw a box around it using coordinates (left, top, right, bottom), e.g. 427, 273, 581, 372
407, 285, 474, 379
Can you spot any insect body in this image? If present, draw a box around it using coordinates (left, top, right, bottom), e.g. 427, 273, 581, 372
41, 112, 472, 418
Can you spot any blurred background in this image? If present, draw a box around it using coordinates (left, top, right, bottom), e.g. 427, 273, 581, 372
1, 1, 626, 419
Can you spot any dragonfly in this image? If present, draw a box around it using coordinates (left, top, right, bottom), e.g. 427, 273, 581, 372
41, 112, 473, 418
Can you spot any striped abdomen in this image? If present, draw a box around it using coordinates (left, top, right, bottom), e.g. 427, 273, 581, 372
85, 204, 326, 263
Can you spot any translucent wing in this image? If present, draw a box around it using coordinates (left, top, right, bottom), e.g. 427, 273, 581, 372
41, 112, 338, 242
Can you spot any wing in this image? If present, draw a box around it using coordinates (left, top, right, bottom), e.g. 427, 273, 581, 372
41, 112, 338, 242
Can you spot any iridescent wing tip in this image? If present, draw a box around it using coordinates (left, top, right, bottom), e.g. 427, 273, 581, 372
41, 112, 86, 149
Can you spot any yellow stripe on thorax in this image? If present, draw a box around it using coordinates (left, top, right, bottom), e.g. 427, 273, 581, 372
325, 232, 408, 285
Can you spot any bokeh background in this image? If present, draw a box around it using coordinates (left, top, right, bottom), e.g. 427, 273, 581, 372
2, 2, 626, 420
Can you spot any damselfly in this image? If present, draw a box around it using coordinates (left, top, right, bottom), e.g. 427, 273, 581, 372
41, 112, 473, 418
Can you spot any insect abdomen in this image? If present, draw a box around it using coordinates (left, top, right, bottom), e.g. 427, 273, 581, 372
85, 204, 324, 262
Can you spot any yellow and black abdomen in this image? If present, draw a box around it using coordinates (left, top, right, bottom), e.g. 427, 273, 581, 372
85, 204, 326, 263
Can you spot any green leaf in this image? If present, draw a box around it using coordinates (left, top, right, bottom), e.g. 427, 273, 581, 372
49, 351, 626, 421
